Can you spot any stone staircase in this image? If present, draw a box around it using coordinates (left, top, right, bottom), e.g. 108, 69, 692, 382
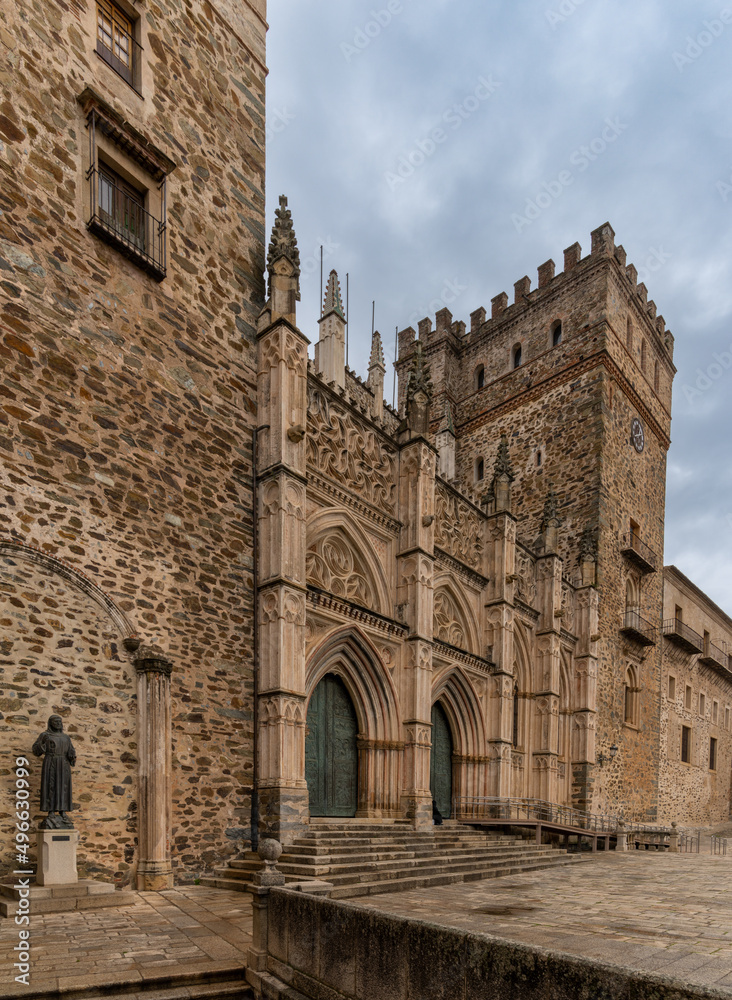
202, 821, 585, 899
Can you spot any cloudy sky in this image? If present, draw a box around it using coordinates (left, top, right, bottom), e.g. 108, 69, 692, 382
265, 0, 732, 614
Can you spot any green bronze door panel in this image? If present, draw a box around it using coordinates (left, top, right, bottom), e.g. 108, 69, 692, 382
305, 673, 358, 818
430, 701, 453, 819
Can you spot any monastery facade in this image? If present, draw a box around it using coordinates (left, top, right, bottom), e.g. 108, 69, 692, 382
0, 0, 730, 889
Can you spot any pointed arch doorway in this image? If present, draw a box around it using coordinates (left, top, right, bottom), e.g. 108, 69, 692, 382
430, 701, 453, 819
305, 673, 358, 817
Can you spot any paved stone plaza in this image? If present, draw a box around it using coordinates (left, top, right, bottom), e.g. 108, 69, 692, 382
0, 887, 251, 998
357, 852, 732, 994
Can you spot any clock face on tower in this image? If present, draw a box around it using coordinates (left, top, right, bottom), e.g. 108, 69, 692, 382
631, 417, 645, 453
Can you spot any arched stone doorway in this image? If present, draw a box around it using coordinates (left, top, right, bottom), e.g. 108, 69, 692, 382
430, 701, 453, 819
305, 673, 358, 817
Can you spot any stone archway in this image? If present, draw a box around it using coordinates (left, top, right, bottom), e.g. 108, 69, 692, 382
305, 673, 358, 817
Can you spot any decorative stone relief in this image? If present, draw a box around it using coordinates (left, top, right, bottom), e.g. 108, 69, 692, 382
306, 532, 375, 608
433, 590, 465, 648
515, 549, 537, 606
434, 482, 483, 572
561, 582, 575, 631
307, 386, 396, 513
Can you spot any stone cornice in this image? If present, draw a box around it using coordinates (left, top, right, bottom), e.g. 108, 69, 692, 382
434, 548, 488, 590
306, 589, 408, 638
432, 640, 494, 673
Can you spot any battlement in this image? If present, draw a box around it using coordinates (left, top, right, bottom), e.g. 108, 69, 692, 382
396, 223, 673, 360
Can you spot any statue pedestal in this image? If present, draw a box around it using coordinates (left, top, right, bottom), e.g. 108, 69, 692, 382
36, 829, 79, 886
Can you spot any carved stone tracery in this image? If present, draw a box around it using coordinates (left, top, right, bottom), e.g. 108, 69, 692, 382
433, 590, 466, 648
307, 385, 396, 514
434, 482, 483, 572
306, 531, 375, 608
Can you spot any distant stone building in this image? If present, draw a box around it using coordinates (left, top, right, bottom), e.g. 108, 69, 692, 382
1, 0, 730, 892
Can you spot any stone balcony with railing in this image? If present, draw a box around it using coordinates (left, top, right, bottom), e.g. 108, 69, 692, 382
662, 618, 704, 655
620, 533, 658, 574
699, 640, 730, 673
620, 609, 657, 646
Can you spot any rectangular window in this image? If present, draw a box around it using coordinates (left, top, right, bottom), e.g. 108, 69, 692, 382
726, 707, 730, 730
713, 701, 718, 724
675, 604, 683, 624
681, 725, 691, 763
668, 675, 676, 701
685, 685, 692, 711
710, 737, 717, 771
699, 692, 706, 717
96, 0, 140, 89
98, 164, 146, 252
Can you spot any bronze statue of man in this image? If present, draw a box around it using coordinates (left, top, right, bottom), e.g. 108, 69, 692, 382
32, 715, 76, 829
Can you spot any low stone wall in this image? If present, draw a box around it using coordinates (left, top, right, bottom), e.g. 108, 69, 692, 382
257, 887, 728, 1000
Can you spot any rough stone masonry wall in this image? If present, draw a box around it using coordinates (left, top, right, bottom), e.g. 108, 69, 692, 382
0, 0, 266, 881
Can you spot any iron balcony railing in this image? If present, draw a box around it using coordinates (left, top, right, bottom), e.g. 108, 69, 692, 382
454, 796, 620, 833
711, 835, 728, 856
621, 610, 657, 646
662, 618, 704, 654
96, 11, 142, 91
620, 532, 658, 573
699, 641, 730, 671
87, 165, 167, 281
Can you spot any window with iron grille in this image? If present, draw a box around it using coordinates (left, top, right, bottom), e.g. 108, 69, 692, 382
98, 164, 146, 252
96, 0, 142, 91
710, 737, 717, 771
681, 725, 691, 763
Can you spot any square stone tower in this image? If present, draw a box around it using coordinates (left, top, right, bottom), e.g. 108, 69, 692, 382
0, 0, 267, 885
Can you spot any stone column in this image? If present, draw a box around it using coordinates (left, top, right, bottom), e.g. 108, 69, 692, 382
133, 645, 173, 891
533, 555, 563, 802
397, 437, 436, 830
573, 585, 599, 812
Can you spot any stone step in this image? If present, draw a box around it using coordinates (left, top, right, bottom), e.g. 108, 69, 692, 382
308, 851, 565, 886
219, 846, 562, 881
0, 879, 136, 917
328, 855, 586, 899
8, 970, 252, 1000
231, 842, 530, 866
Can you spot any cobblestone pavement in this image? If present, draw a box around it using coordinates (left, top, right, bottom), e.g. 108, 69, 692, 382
359, 852, 732, 993
0, 887, 251, 998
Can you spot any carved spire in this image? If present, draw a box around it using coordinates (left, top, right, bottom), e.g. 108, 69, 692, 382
369, 328, 385, 370
541, 486, 562, 531
579, 523, 597, 561
368, 330, 386, 421
267, 194, 301, 301
400, 340, 432, 436
321, 269, 345, 320
493, 434, 515, 482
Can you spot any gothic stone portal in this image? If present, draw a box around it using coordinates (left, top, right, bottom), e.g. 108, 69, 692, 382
305, 673, 358, 817
430, 701, 453, 820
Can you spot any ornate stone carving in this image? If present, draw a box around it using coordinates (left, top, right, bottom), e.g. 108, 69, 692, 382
433, 590, 466, 648
307, 386, 396, 514
306, 531, 375, 608
561, 582, 575, 631
267, 195, 300, 297
434, 482, 483, 572
515, 549, 537, 606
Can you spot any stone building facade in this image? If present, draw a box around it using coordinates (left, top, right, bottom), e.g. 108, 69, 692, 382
1, 0, 730, 889
0, 0, 266, 886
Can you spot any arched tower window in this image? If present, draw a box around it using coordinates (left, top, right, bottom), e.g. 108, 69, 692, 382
624, 665, 639, 726
654, 360, 659, 392
625, 577, 639, 612
512, 344, 522, 369
475, 364, 485, 390
551, 321, 562, 347
475, 458, 484, 482
640, 340, 647, 372
626, 317, 633, 351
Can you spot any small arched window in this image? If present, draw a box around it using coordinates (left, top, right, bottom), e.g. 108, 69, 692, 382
475, 364, 485, 390
536, 449, 542, 468
551, 321, 562, 347
624, 665, 639, 726
475, 458, 484, 482
512, 344, 522, 369
640, 340, 647, 373
653, 360, 659, 393
626, 318, 633, 351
